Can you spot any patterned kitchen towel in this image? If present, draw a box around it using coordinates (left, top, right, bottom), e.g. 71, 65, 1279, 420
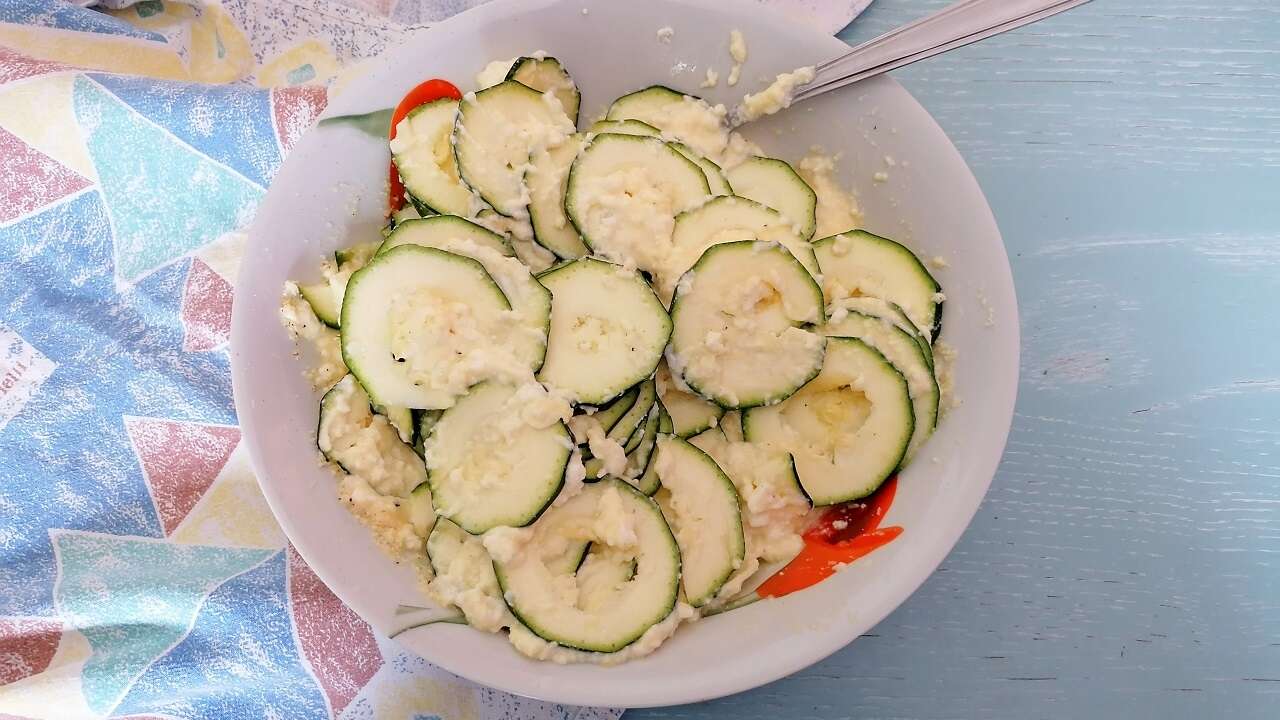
0, 1, 868, 718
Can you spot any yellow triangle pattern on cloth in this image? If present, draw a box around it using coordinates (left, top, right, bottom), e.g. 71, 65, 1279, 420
0, 74, 97, 182
171, 442, 287, 550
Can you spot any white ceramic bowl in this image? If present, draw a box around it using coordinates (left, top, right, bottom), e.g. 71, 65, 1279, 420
232, 0, 1019, 708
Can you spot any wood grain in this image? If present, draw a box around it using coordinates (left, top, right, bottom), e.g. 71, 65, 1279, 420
632, 1, 1280, 717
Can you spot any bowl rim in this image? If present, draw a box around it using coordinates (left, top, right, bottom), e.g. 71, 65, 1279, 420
232, 0, 1020, 708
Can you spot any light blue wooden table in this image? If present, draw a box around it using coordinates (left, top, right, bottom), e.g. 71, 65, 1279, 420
635, 1, 1280, 717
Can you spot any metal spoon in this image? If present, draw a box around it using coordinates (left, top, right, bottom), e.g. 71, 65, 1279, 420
731, 0, 1094, 126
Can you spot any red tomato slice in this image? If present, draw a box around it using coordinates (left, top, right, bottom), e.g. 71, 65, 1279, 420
387, 78, 463, 212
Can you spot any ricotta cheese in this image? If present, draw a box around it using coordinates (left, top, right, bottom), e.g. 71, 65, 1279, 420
735, 66, 815, 124
798, 151, 865, 238
727, 29, 747, 86
280, 282, 347, 389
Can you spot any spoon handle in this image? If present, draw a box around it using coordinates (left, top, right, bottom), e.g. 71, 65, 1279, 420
792, 0, 1093, 104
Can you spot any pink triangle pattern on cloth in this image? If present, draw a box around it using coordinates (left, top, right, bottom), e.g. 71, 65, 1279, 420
272, 86, 329, 157
286, 545, 383, 717
0, 46, 78, 86
0, 616, 62, 686
123, 417, 241, 536
0, 126, 92, 225
180, 258, 234, 352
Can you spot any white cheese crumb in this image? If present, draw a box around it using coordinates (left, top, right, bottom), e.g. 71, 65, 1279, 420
700, 67, 720, 88
831, 520, 849, 530
735, 65, 814, 124
656, 26, 674, 43
873, 171, 889, 183
727, 29, 747, 86
931, 255, 949, 269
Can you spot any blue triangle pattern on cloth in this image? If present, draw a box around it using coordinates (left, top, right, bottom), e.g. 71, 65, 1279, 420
72, 75, 264, 284
0, 191, 236, 619
52, 531, 273, 714
114, 550, 329, 719
88, 73, 281, 189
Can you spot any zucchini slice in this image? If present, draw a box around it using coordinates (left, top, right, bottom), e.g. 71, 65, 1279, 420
814, 230, 943, 340
655, 362, 723, 438
340, 245, 514, 409
573, 545, 640, 608
454, 80, 575, 217
665, 194, 819, 302
535, 258, 671, 404
425, 382, 570, 533
589, 119, 660, 137
299, 282, 340, 329
373, 403, 415, 444
587, 120, 728, 195
824, 308, 939, 462
623, 405, 661, 488
378, 214, 512, 257
378, 217, 550, 372
605, 85, 730, 161
744, 337, 914, 505
672, 143, 732, 196
591, 385, 640, 434
834, 296, 934, 368
583, 379, 656, 479
653, 437, 745, 607
335, 242, 378, 269
390, 98, 476, 217
726, 156, 818, 241
494, 478, 679, 653
564, 133, 711, 272
669, 240, 826, 409
317, 375, 426, 497
506, 56, 580, 124
412, 408, 442, 458
526, 133, 589, 260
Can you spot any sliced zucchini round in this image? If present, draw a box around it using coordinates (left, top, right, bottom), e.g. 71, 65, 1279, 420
605, 85, 729, 161
494, 478, 679, 653
378, 216, 550, 372
589, 119, 660, 137
584, 384, 641, 435
653, 437, 745, 607
573, 545, 640, 610
814, 230, 943, 341
535, 258, 672, 404
833, 296, 934, 369
591, 119, 729, 195
299, 281, 340, 329
526, 133, 589, 260
665, 194, 819, 302
506, 56, 580, 125
655, 362, 723, 438
622, 405, 661, 487
454, 80, 574, 217
317, 375, 426, 497
425, 382, 570, 534
744, 337, 914, 505
390, 98, 476, 217
726, 156, 818, 240
564, 133, 711, 272
378, 214, 512, 257
669, 240, 826, 409
824, 308, 939, 462
582, 379, 656, 479
373, 403, 414, 444
340, 245, 513, 409
671, 143, 732, 197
